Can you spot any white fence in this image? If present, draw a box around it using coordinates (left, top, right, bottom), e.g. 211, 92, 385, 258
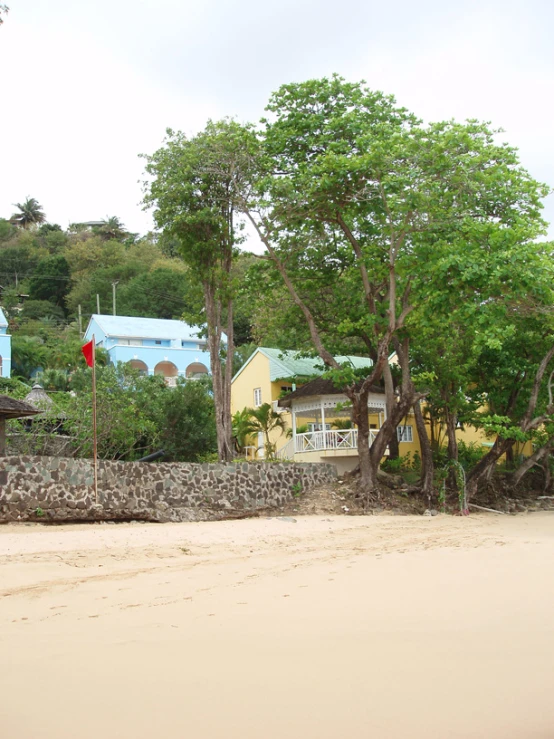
294, 428, 378, 453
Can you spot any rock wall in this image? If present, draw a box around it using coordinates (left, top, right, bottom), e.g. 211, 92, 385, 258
0, 456, 337, 523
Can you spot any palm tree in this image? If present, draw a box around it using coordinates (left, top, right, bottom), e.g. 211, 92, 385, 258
97, 216, 129, 242
10, 197, 46, 229
246, 403, 287, 460
232, 408, 256, 454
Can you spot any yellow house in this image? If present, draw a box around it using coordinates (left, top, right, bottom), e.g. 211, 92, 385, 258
231, 347, 531, 472
231, 348, 373, 468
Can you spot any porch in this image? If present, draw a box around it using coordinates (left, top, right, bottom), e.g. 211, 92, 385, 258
276, 386, 387, 472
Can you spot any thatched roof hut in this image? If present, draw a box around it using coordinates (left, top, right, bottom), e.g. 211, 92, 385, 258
24, 384, 54, 411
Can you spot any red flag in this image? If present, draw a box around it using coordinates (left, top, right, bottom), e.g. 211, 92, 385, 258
82, 339, 94, 368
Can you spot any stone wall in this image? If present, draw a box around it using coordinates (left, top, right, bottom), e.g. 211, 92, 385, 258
0, 456, 337, 523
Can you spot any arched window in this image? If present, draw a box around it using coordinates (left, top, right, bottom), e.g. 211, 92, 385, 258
185, 362, 208, 379
154, 360, 178, 377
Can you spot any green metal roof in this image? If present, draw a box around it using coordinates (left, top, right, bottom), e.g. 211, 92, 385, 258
260, 347, 373, 382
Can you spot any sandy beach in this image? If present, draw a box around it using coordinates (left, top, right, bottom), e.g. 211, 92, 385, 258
1, 512, 554, 738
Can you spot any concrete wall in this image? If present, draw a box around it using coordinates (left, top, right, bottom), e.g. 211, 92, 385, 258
0, 456, 337, 523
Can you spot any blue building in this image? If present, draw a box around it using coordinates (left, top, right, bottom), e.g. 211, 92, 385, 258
0, 308, 11, 378
84, 315, 211, 385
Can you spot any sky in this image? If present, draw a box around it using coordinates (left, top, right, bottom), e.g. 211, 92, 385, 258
0, 0, 553, 241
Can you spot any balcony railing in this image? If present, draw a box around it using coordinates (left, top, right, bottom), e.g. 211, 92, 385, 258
294, 428, 379, 454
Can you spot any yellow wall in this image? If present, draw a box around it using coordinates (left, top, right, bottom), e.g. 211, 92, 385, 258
231, 353, 292, 455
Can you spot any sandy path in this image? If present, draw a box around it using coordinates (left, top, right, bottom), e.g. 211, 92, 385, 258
1, 513, 553, 738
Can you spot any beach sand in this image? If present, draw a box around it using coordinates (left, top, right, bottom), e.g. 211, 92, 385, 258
1, 512, 553, 738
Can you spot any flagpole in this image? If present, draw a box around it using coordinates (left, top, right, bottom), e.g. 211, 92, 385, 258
91, 333, 98, 503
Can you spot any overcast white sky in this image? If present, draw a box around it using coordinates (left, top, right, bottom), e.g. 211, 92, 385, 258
0, 0, 552, 239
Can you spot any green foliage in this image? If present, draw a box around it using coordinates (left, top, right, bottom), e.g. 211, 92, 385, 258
29, 255, 71, 308
65, 365, 217, 462
35, 368, 70, 392
11, 335, 48, 379
243, 403, 287, 460
0, 218, 15, 240
117, 268, 193, 319
232, 408, 256, 452
20, 300, 65, 322
232, 343, 257, 376
331, 418, 353, 430
147, 377, 217, 462
292, 481, 302, 496
0, 377, 31, 399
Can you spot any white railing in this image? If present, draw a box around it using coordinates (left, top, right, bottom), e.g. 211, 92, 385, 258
294, 428, 379, 454
272, 400, 285, 414
276, 437, 295, 460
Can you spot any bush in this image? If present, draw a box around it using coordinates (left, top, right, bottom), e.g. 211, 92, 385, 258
457, 441, 486, 470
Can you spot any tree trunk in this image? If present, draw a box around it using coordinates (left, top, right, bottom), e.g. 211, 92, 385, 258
510, 439, 554, 487
466, 344, 554, 499
414, 399, 434, 500
205, 285, 234, 463
466, 437, 514, 498
351, 387, 379, 493
383, 361, 399, 459
444, 410, 458, 492
369, 391, 418, 466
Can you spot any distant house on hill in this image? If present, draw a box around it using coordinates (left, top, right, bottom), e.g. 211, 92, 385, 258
0, 307, 11, 378
83, 314, 212, 386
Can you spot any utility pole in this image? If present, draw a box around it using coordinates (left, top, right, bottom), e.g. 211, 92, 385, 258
78, 304, 83, 337
112, 281, 119, 316
96, 294, 100, 314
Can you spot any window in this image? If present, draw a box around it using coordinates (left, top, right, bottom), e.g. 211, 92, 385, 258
155, 340, 162, 345
397, 425, 413, 443
129, 339, 142, 347
308, 423, 331, 432
254, 387, 262, 407
118, 338, 130, 346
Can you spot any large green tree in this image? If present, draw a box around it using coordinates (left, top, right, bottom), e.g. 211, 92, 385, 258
234, 76, 549, 494
143, 120, 255, 462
